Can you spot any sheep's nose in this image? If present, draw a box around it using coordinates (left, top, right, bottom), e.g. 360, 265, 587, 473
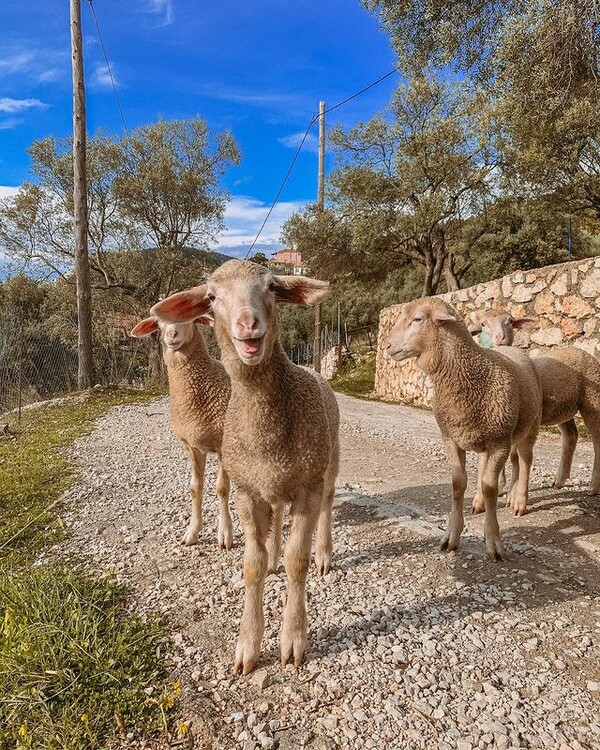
236, 310, 259, 334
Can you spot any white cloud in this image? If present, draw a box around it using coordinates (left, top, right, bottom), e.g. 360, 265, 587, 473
214, 195, 307, 256
278, 131, 319, 154
143, 0, 174, 26
91, 63, 118, 89
0, 52, 35, 75
0, 118, 22, 130
0, 97, 47, 113
0, 186, 20, 200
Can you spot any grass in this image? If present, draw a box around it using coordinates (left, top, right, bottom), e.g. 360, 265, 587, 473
0, 385, 179, 749
330, 354, 377, 398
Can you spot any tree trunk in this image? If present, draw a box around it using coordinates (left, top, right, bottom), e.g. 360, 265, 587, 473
444, 254, 461, 291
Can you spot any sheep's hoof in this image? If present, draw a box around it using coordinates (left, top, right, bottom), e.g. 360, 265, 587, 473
440, 534, 459, 552
181, 529, 200, 546
472, 501, 485, 515
217, 528, 234, 550
553, 478, 567, 489
486, 541, 507, 562
315, 550, 332, 576
234, 641, 259, 676
587, 487, 600, 497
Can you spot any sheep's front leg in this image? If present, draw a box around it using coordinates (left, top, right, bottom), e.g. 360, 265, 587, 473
182, 445, 206, 546
481, 444, 510, 560
216, 460, 233, 550
281, 486, 321, 668
234, 493, 271, 675
504, 445, 519, 510
441, 439, 467, 552
579, 409, 599, 495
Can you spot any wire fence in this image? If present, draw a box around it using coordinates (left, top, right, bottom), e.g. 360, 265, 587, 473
287, 322, 379, 367
0, 309, 157, 427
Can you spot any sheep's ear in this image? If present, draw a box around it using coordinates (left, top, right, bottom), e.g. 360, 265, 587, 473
151, 285, 210, 323
196, 314, 214, 327
431, 307, 460, 326
272, 275, 330, 305
130, 317, 158, 337
512, 317, 534, 330
468, 322, 482, 335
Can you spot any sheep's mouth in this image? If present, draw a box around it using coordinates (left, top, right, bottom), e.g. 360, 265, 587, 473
233, 335, 265, 360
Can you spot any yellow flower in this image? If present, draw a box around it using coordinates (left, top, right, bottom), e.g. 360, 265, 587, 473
172, 681, 181, 697
81, 713, 89, 723
177, 722, 190, 737
18, 724, 28, 737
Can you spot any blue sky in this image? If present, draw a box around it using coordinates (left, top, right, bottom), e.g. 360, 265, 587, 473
0, 0, 397, 258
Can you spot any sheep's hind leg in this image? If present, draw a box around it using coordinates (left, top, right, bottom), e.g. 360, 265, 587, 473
281, 485, 322, 668
441, 439, 467, 552
481, 445, 510, 560
234, 493, 271, 675
553, 419, 578, 489
472, 452, 486, 514
315, 442, 338, 575
182, 446, 206, 546
216, 460, 233, 550
580, 408, 600, 496
266, 501, 284, 574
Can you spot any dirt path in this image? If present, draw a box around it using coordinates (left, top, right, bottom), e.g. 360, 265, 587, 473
51, 394, 600, 750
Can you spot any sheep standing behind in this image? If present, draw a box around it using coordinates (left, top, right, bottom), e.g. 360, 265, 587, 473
130, 317, 233, 549
471, 309, 600, 498
386, 297, 542, 560
151, 260, 339, 675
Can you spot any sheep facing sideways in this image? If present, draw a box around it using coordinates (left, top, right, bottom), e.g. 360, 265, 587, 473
470, 308, 600, 498
151, 260, 340, 675
386, 297, 542, 560
130, 317, 233, 549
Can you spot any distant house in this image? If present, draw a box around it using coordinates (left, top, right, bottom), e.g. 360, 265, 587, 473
268, 248, 308, 275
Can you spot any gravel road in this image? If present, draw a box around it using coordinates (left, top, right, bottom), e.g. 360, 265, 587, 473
51, 394, 600, 750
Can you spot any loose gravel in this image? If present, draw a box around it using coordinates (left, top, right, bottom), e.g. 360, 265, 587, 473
48, 395, 600, 750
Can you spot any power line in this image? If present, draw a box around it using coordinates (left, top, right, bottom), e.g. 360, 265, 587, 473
86, 0, 128, 133
244, 67, 398, 258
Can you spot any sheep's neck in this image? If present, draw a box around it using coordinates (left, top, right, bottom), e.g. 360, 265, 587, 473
222, 336, 293, 400
419, 332, 488, 393
164, 328, 213, 383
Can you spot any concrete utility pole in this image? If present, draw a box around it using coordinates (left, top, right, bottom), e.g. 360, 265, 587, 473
70, 0, 94, 388
314, 100, 326, 373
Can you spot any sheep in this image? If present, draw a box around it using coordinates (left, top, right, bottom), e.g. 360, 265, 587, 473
470, 308, 600, 497
151, 260, 340, 675
386, 297, 542, 560
130, 317, 234, 549
469, 310, 533, 348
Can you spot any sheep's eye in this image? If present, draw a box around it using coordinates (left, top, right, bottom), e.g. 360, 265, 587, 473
412, 316, 423, 324
269, 282, 276, 292
481, 321, 486, 327
508, 317, 514, 325
207, 292, 215, 302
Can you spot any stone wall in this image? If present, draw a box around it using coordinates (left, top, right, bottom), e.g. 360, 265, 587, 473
374, 256, 600, 406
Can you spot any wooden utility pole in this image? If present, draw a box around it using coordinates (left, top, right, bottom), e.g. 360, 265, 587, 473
314, 100, 325, 373
70, 0, 94, 388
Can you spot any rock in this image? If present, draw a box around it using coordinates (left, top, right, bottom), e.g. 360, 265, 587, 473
251, 669, 270, 690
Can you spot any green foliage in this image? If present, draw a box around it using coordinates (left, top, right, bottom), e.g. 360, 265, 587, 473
330, 355, 377, 398
0, 119, 240, 285
0, 568, 169, 749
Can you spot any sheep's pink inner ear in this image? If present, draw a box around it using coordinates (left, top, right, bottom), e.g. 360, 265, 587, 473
512, 318, 534, 330
272, 275, 330, 305
151, 285, 209, 323
432, 308, 459, 326
130, 317, 158, 337
196, 315, 214, 327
